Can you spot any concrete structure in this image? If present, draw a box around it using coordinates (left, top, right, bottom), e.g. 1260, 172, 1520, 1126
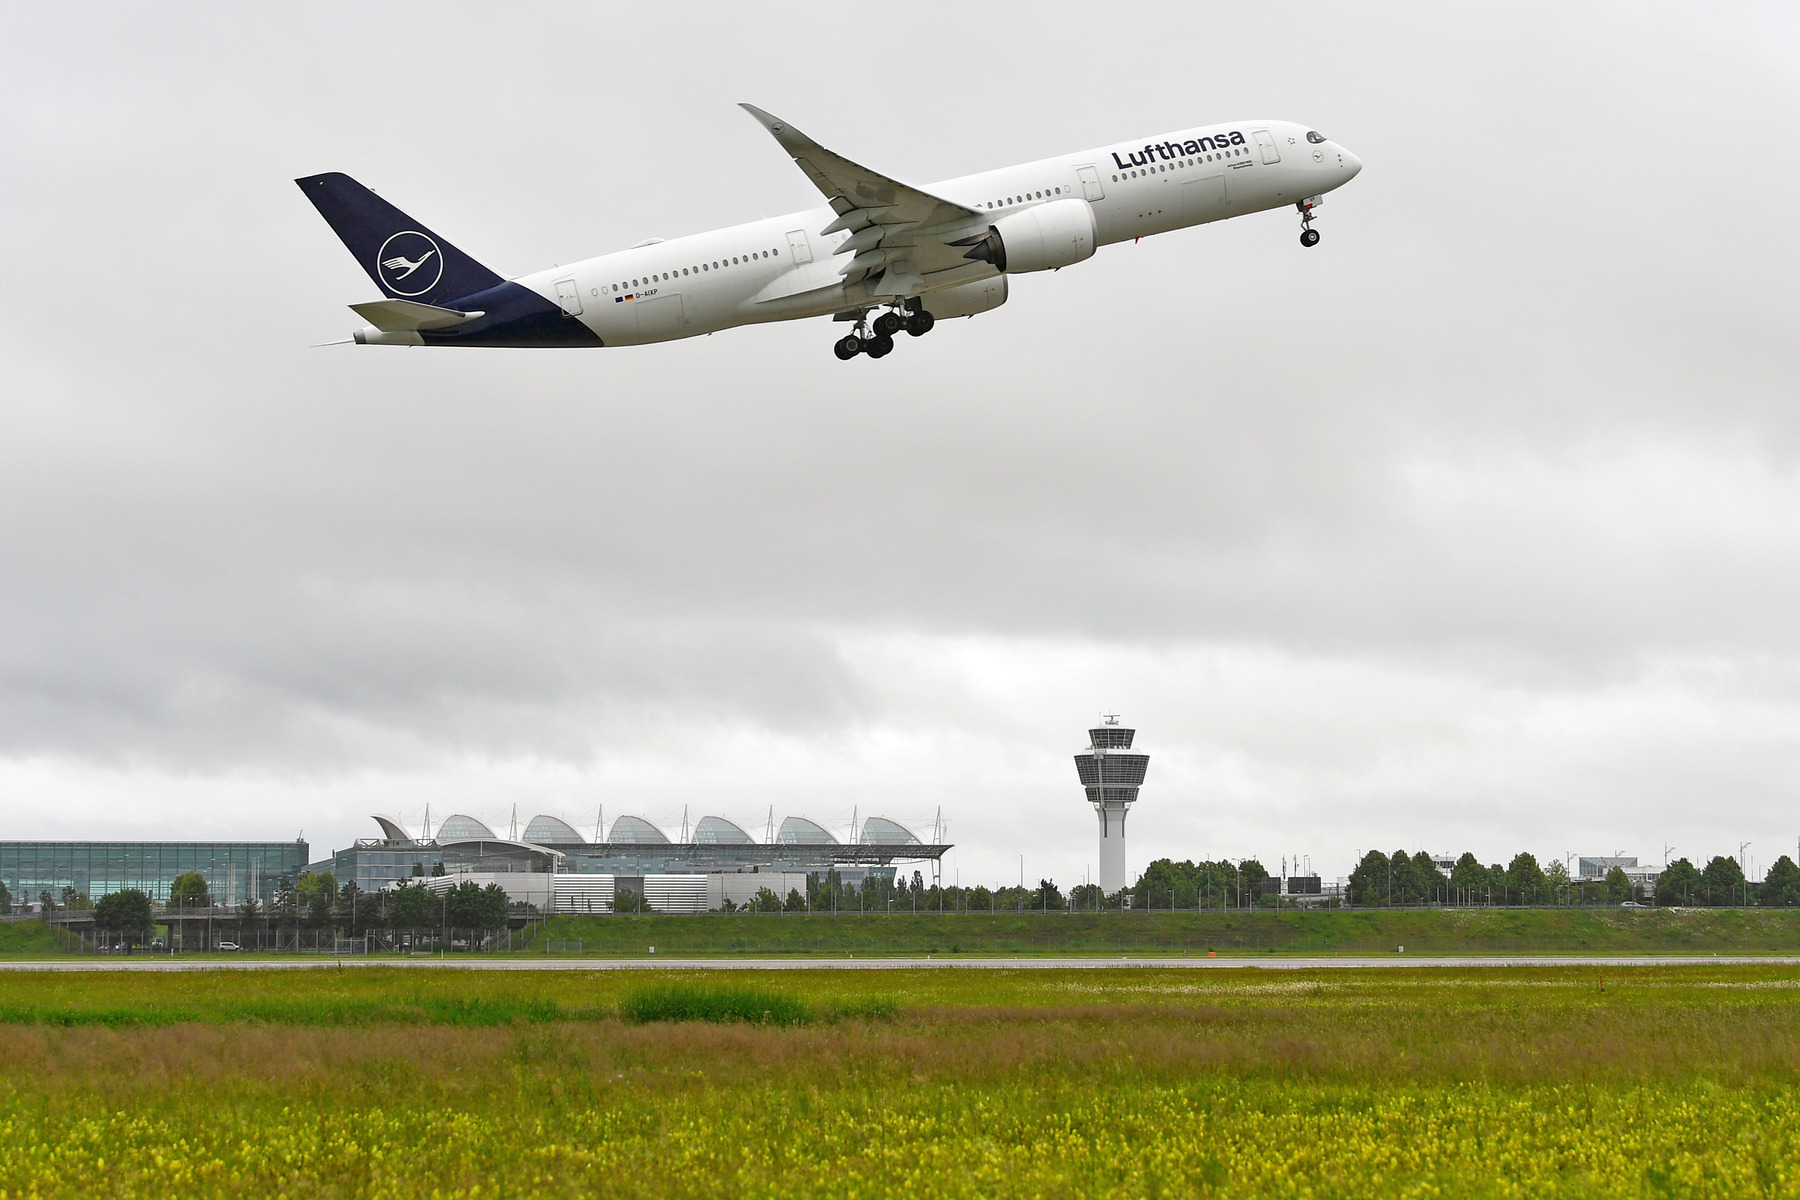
1074, 716, 1149, 894
0, 841, 308, 907
416, 872, 554, 911
542, 871, 809, 914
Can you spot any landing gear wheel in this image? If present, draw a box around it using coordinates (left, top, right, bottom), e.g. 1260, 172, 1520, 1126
833, 335, 863, 360
904, 311, 935, 337
873, 311, 904, 337
865, 333, 895, 359
1300, 228, 1320, 247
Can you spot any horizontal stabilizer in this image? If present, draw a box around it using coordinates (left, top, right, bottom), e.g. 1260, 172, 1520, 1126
348, 299, 485, 332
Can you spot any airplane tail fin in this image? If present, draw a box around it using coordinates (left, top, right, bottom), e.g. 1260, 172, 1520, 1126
295, 172, 504, 306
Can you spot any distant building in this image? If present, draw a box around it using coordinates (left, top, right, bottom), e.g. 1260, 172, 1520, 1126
330, 810, 949, 901
1578, 856, 1636, 880
0, 841, 308, 907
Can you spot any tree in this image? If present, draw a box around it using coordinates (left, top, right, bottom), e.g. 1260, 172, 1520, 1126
1656, 858, 1702, 906
613, 888, 654, 914
479, 884, 511, 930
335, 882, 378, 935
1449, 853, 1491, 903
237, 897, 262, 945
60, 886, 90, 910
1348, 850, 1392, 906
93, 889, 155, 950
168, 871, 210, 908
388, 881, 439, 928
967, 885, 994, 912
1700, 855, 1747, 906
751, 887, 782, 913
1033, 878, 1065, 911
1239, 859, 1270, 905
1545, 860, 1570, 903
1506, 853, 1549, 905
444, 880, 484, 928
1409, 852, 1445, 905
0, 879, 9, 915
1604, 866, 1634, 903
1761, 856, 1800, 907
783, 888, 807, 912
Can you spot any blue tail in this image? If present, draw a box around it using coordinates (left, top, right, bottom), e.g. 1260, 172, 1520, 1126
296, 172, 503, 306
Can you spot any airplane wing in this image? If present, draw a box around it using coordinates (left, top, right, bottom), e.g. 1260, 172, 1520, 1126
739, 104, 990, 295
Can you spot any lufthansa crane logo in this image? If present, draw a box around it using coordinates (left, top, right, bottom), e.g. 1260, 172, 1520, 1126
375, 230, 442, 297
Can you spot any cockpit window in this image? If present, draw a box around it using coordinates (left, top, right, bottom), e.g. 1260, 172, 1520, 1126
1306, 131, 1328, 144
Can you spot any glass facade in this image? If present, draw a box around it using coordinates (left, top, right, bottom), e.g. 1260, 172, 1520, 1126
332, 843, 443, 895
0, 842, 309, 906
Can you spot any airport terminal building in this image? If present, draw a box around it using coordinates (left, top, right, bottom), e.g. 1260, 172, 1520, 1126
332, 812, 950, 913
0, 841, 309, 908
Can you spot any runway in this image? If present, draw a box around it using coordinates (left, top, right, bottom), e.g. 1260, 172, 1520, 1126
0, 955, 1796, 972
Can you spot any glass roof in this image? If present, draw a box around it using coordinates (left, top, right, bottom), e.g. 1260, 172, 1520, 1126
607, 815, 671, 844
694, 816, 755, 844
522, 815, 586, 845
777, 816, 838, 845
860, 817, 921, 845
434, 814, 495, 842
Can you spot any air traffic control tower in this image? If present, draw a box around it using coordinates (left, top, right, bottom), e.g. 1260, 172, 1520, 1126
1074, 715, 1149, 894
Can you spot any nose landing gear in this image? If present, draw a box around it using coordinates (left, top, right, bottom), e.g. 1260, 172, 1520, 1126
831, 300, 934, 360
1297, 196, 1323, 247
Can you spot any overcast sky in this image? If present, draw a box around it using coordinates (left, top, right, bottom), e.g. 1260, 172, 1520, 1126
3, 2, 1798, 886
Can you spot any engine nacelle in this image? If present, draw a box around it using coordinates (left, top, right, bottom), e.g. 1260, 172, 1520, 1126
919, 276, 1008, 319
960, 198, 1097, 273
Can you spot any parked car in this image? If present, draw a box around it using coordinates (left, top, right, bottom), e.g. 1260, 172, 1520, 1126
1620, 901, 1646, 908
216, 941, 240, 951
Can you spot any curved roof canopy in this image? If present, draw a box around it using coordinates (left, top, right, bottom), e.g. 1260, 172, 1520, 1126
608, 815, 671, 844
522, 815, 586, 845
860, 817, 922, 845
371, 815, 414, 845
434, 814, 495, 842
694, 815, 755, 844
777, 816, 839, 845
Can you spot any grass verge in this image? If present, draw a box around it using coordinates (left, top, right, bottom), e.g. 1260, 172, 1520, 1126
535, 905, 1800, 956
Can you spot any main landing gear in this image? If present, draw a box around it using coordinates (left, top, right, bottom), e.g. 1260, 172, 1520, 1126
1297, 196, 1322, 247
833, 300, 935, 360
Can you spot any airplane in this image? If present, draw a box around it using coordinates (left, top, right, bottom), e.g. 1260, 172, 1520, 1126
298, 105, 1362, 361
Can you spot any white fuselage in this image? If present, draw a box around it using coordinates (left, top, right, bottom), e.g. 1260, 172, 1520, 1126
515, 120, 1360, 346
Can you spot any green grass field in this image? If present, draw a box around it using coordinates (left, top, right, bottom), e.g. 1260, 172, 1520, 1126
1, 964, 1799, 1196
532, 906, 1800, 956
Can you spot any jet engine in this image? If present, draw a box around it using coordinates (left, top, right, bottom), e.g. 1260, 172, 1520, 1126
958, 198, 1097, 274
919, 276, 1008, 319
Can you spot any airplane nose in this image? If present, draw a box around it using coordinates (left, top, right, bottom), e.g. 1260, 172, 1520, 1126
1341, 147, 1363, 179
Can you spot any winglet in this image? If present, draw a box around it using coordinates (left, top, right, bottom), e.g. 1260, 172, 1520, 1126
738, 103, 820, 158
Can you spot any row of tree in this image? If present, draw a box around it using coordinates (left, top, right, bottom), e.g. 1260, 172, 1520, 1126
1342, 849, 1800, 907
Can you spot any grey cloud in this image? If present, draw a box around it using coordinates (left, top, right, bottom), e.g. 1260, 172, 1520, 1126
2, 3, 1798, 874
